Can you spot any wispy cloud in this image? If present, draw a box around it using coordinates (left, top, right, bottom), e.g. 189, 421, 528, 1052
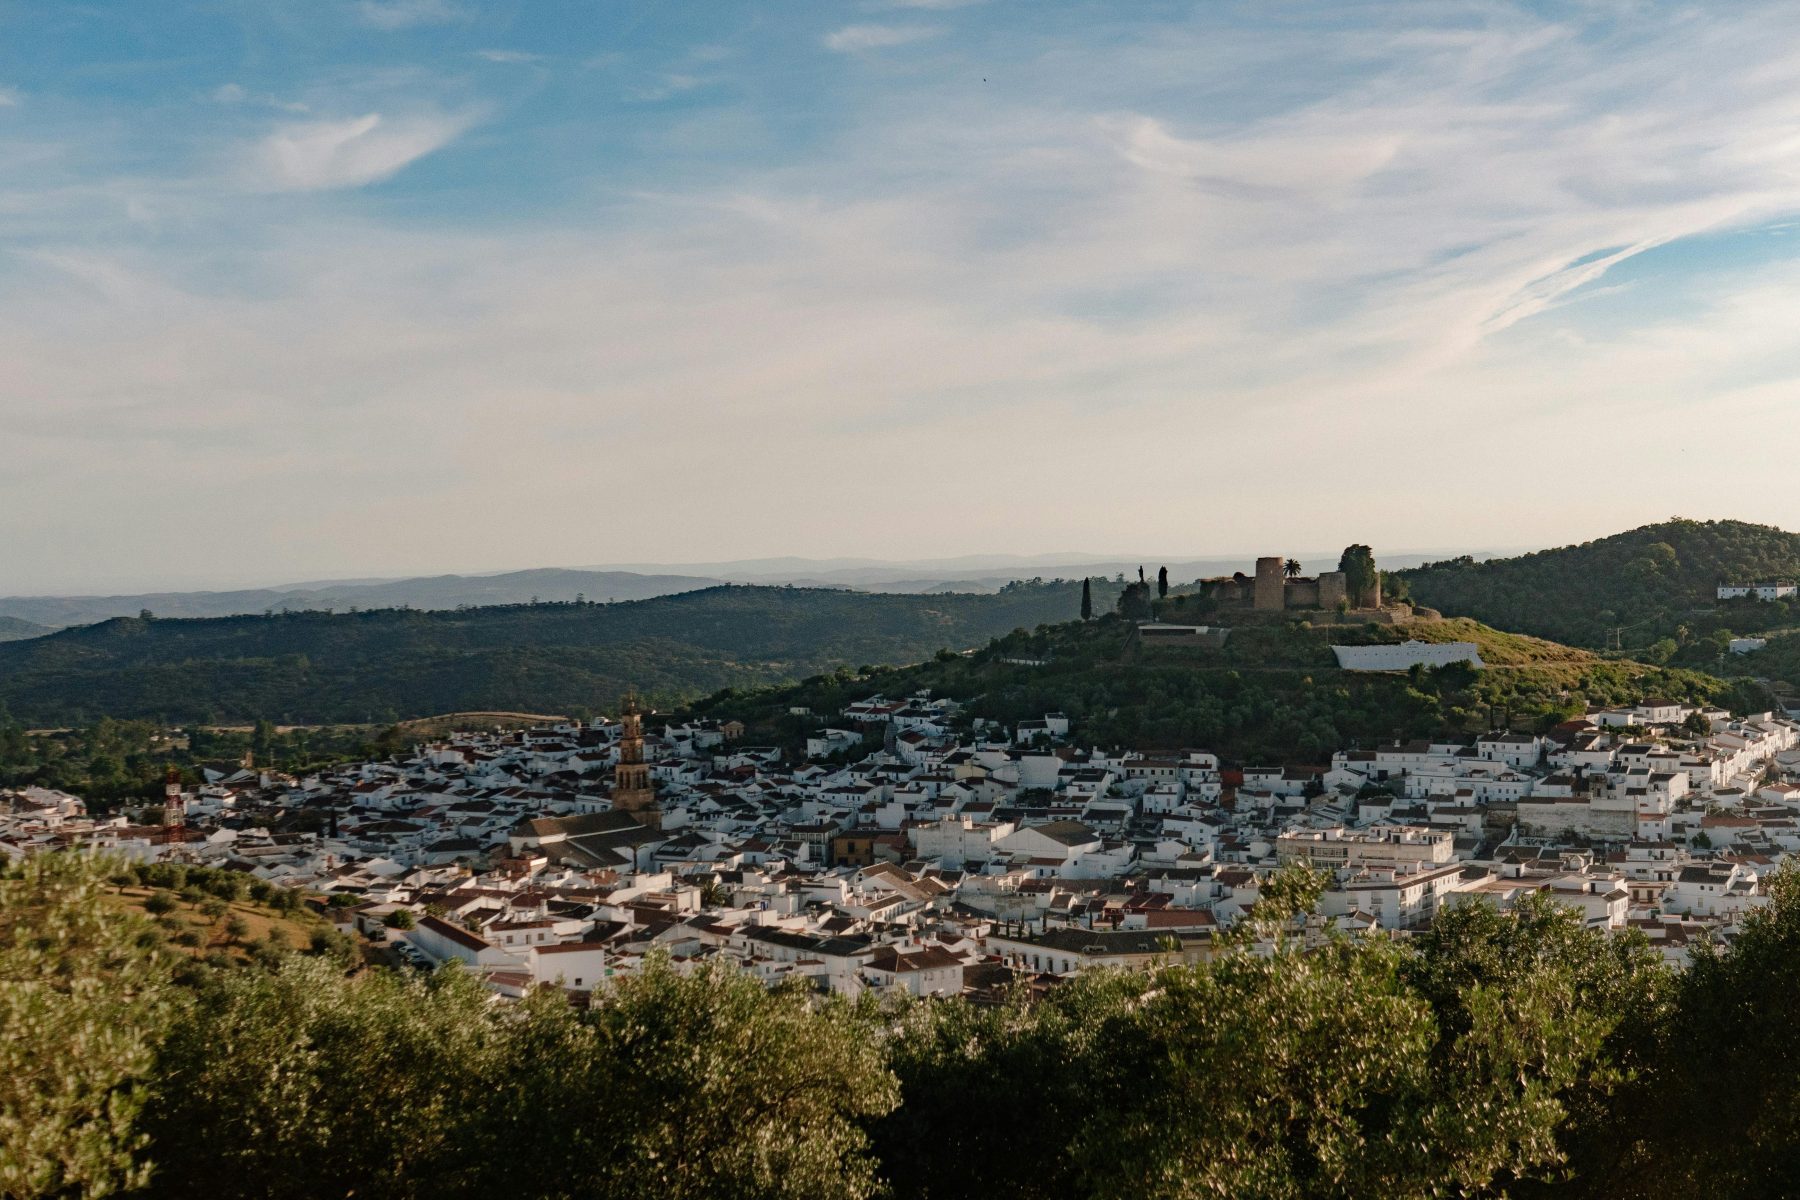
14, 2, 1800, 588
823, 24, 943, 52
0, 87, 19, 107
475, 49, 542, 65
212, 82, 310, 113
243, 111, 473, 192
627, 74, 701, 102
355, 0, 461, 31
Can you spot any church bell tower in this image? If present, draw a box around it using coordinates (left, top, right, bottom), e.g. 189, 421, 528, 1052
612, 694, 660, 828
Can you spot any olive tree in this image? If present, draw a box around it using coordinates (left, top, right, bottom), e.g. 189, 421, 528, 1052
0, 853, 178, 1198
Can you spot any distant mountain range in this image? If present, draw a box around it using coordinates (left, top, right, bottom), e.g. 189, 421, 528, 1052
0, 569, 726, 630
0, 615, 53, 643
0, 549, 1474, 633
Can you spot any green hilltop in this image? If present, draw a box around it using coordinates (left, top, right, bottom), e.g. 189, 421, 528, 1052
1399, 517, 1800, 649
685, 612, 1748, 763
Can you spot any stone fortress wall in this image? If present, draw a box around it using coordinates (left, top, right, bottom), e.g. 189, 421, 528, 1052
1201, 551, 1379, 615
1142, 548, 1444, 652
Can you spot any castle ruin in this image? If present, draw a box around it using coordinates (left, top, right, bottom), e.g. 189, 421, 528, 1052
1200, 553, 1381, 615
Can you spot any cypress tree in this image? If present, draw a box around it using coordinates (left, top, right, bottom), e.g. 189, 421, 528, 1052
1339, 545, 1379, 607
1080, 579, 1093, 621
1157, 566, 1169, 598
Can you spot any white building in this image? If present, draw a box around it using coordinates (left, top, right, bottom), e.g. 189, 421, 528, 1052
995, 820, 1103, 863
910, 814, 1015, 867
1329, 862, 1469, 930
1275, 825, 1455, 870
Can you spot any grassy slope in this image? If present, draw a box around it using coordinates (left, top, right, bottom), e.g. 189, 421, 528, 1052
111, 884, 331, 965
1145, 617, 1596, 671
1392, 617, 1592, 665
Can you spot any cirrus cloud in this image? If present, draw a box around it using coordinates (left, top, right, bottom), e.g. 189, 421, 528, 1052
356, 0, 462, 31
12, 1, 1800, 590
823, 24, 943, 52
244, 111, 474, 192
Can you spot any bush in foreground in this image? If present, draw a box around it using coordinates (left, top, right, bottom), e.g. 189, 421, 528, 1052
5, 854, 1800, 1198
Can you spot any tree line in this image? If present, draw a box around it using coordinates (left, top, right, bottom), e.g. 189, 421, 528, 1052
0, 714, 412, 811
7, 851, 1800, 1198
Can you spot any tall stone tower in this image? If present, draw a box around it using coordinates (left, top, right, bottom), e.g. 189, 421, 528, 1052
1362, 573, 1382, 610
1318, 571, 1349, 610
1254, 557, 1287, 612
612, 694, 660, 829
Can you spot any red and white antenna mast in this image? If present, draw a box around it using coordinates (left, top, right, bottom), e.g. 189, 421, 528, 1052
162, 767, 186, 830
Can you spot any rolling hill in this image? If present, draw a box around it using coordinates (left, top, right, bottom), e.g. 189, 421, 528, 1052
0, 581, 1114, 726
0, 614, 52, 642
1398, 518, 1800, 648
684, 613, 1746, 764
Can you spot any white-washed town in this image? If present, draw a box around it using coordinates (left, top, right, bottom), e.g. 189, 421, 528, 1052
6, 686, 1796, 998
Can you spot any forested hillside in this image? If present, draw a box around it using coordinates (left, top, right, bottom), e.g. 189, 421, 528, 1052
1399, 518, 1800, 647
0, 718, 419, 810
0, 581, 1754, 763
1689, 628, 1800, 693
687, 615, 1748, 762
0, 582, 1110, 726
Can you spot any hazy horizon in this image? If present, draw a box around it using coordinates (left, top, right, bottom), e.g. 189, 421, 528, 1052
3, 543, 1540, 598
9, 2, 1800, 590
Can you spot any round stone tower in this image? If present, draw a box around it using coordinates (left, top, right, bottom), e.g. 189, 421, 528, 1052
1254, 556, 1287, 611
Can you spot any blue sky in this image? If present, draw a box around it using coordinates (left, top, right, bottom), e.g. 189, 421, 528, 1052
8, 0, 1800, 591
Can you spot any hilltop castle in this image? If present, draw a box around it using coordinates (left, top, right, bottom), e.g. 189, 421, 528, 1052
1198, 553, 1382, 613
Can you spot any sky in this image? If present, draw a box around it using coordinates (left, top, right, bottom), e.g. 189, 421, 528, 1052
8, 0, 1800, 592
